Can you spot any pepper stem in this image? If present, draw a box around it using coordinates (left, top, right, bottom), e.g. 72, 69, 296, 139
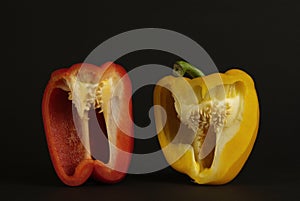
173, 61, 205, 78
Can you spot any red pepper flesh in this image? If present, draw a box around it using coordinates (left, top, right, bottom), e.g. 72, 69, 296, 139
42, 62, 133, 186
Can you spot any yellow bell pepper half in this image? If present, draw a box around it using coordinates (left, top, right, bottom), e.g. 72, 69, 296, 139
154, 63, 259, 184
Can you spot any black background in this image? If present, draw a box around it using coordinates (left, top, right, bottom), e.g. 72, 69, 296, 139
3, 0, 300, 200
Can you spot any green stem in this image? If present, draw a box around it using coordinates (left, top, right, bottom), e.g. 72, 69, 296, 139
173, 61, 205, 78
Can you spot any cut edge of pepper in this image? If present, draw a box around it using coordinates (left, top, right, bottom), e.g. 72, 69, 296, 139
43, 62, 133, 184
155, 67, 252, 183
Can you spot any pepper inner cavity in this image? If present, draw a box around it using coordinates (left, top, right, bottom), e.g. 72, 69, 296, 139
65, 76, 110, 160
173, 84, 242, 169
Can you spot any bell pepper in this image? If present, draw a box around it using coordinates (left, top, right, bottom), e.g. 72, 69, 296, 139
42, 62, 133, 186
154, 61, 259, 184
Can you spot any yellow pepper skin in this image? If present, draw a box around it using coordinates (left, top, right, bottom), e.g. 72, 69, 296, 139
154, 69, 259, 184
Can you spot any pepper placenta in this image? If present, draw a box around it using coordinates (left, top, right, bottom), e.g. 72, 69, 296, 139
154, 61, 259, 184
42, 62, 133, 186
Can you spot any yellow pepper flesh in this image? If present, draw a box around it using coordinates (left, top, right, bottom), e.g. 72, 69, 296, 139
154, 69, 259, 184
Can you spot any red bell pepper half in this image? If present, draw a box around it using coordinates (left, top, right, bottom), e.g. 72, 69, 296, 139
42, 62, 133, 186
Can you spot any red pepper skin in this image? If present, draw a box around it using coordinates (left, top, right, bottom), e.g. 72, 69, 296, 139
42, 62, 133, 186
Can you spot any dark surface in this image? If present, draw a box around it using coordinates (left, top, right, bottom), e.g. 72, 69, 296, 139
3, 0, 300, 200
1, 169, 299, 201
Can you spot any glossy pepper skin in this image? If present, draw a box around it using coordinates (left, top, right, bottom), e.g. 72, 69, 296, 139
154, 67, 259, 184
42, 62, 133, 186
